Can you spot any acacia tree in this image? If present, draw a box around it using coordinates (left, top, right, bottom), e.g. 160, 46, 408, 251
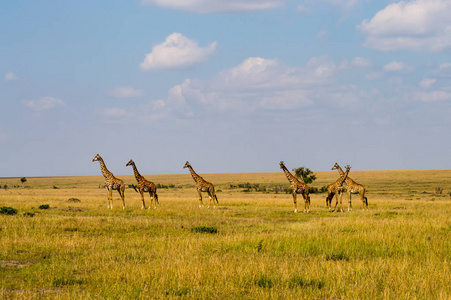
20, 177, 27, 186
292, 166, 317, 184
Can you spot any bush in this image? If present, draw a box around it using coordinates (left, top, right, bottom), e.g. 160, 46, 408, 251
309, 186, 328, 193
0, 206, 18, 215
39, 204, 50, 209
191, 226, 218, 234
23, 212, 35, 217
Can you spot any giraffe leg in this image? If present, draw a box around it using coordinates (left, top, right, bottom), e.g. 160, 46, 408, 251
155, 193, 159, 207
303, 193, 309, 213
327, 193, 333, 212
207, 191, 212, 208
149, 191, 156, 209
119, 185, 125, 210
339, 191, 343, 212
348, 192, 353, 211
140, 190, 146, 209
197, 190, 203, 208
292, 192, 297, 213
332, 193, 340, 212
207, 190, 216, 209
106, 187, 113, 209
361, 192, 367, 210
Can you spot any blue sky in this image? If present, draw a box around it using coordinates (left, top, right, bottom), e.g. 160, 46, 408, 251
1, 0, 451, 177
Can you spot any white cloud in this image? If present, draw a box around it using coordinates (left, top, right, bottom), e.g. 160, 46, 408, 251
140, 0, 287, 13
24, 97, 65, 112
109, 86, 144, 98
296, 4, 309, 13
351, 57, 370, 67
99, 107, 128, 118
321, 0, 358, 10
102, 55, 383, 125
439, 62, 451, 69
359, 0, 451, 52
415, 91, 451, 102
140, 33, 217, 71
317, 29, 328, 39
383, 61, 414, 73
339, 57, 371, 69
366, 72, 382, 80
4, 71, 18, 81
419, 78, 436, 89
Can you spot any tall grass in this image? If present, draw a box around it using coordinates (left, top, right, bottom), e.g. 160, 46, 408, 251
0, 170, 450, 299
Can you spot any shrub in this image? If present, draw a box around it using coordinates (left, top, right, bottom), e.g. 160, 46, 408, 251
0, 207, 18, 215
39, 204, 50, 209
309, 186, 328, 193
23, 212, 35, 217
53, 277, 83, 287
325, 251, 349, 261
191, 226, 218, 234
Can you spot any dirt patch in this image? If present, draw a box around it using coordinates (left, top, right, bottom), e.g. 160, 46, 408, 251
0, 260, 31, 268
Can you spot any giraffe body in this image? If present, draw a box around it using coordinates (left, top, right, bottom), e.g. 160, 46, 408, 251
92, 154, 125, 209
279, 162, 310, 213
332, 163, 368, 211
126, 159, 159, 209
326, 165, 351, 212
183, 161, 218, 208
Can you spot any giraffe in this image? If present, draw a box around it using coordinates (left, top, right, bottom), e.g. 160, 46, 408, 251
332, 163, 368, 211
126, 159, 159, 209
279, 161, 310, 213
92, 154, 125, 209
183, 161, 218, 208
326, 165, 351, 212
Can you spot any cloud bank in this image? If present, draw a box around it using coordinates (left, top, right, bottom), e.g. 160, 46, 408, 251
140, 0, 287, 13
359, 0, 451, 52
4, 72, 18, 82
109, 87, 144, 98
24, 97, 65, 112
140, 33, 217, 71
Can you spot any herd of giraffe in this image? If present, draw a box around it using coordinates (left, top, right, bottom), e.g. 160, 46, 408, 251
92, 154, 368, 213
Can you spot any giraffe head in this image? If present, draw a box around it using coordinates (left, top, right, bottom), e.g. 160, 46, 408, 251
183, 161, 191, 169
279, 161, 285, 169
331, 162, 340, 171
345, 165, 351, 173
92, 154, 101, 162
126, 159, 135, 167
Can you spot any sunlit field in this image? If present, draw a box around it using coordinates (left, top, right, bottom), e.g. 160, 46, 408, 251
0, 170, 450, 299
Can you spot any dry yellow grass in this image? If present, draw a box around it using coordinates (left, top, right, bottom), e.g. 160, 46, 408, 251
0, 170, 450, 299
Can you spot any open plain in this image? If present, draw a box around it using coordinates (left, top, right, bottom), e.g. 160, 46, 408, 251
0, 170, 450, 299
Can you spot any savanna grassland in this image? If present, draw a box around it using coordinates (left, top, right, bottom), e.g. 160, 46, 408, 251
0, 170, 450, 299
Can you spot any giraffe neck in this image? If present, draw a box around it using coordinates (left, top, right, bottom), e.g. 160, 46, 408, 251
335, 164, 351, 183
335, 164, 345, 176
188, 166, 202, 183
131, 163, 143, 182
98, 157, 114, 180
337, 168, 350, 186
282, 165, 298, 184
